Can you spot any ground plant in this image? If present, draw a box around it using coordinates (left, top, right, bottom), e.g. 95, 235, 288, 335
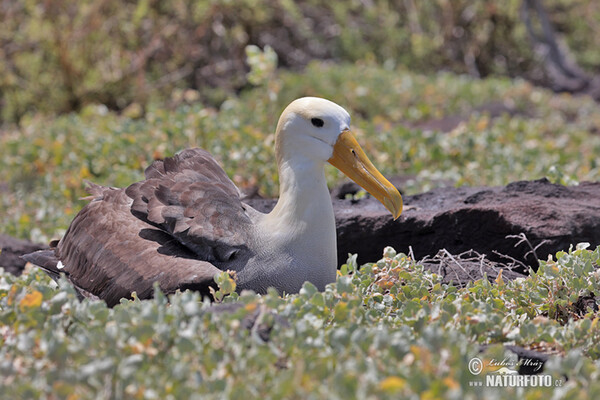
1, 245, 600, 398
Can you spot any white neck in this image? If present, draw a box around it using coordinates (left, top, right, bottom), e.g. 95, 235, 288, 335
269, 158, 331, 228
256, 155, 337, 291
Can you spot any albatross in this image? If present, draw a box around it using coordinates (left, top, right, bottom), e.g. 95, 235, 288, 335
23, 97, 402, 306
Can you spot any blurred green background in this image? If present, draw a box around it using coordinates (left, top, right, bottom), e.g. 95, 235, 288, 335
2, 0, 600, 123
1, 0, 599, 242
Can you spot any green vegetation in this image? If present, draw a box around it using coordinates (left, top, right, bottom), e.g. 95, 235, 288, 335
2, 245, 600, 398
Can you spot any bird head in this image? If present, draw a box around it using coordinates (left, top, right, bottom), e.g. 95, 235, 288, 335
275, 97, 402, 219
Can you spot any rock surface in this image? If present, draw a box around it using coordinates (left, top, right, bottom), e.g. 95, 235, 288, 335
0, 234, 47, 276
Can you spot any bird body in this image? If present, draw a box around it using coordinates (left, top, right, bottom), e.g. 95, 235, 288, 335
23, 97, 402, 306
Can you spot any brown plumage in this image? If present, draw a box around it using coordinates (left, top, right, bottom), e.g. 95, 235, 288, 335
23, 149, 243, 306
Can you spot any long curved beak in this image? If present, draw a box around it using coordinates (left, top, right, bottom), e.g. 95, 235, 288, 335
328, 130, 403, 219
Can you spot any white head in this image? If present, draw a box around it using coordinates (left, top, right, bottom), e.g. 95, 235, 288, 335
275, 97, 351, 166
274, 97, 403, 219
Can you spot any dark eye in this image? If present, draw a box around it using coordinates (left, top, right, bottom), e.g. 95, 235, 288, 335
311, 118, 324, 128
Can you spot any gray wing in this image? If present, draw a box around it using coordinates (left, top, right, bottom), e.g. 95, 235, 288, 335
125, 148, 254, 263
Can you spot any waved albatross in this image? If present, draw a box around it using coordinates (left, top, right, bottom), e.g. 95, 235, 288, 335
23, 97, 402, 306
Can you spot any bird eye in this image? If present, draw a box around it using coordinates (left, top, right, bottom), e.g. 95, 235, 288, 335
311, 118, 324, 128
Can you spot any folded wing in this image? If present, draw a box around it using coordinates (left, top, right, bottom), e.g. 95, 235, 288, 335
125, 148, 254, 263
26, 148, 254, 306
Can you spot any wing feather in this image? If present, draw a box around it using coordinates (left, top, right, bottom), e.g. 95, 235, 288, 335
25, 148, 253, 306
125, 148, 254, 262
55, 186, 224, 307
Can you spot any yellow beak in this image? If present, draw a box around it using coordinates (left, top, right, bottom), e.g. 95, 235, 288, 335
328, 130, 403, 219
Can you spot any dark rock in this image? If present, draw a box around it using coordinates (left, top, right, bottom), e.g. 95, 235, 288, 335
571, 294, 599, 317
330, 176, 413, 200
337, 178, 600, 274
247, 178, 600, 275
0, 234, 47, 276
330, 181, 362, 200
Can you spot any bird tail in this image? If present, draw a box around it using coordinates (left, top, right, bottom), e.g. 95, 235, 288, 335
21, 248, 94, 302
21, 248, 62, 281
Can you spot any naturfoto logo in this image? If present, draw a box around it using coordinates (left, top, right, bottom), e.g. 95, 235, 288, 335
467, 357, 562, 388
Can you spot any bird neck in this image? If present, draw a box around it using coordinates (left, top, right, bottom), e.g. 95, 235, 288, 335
262, 156, 336, 249
247, 156, 337, 293
268, 159, 333, 225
